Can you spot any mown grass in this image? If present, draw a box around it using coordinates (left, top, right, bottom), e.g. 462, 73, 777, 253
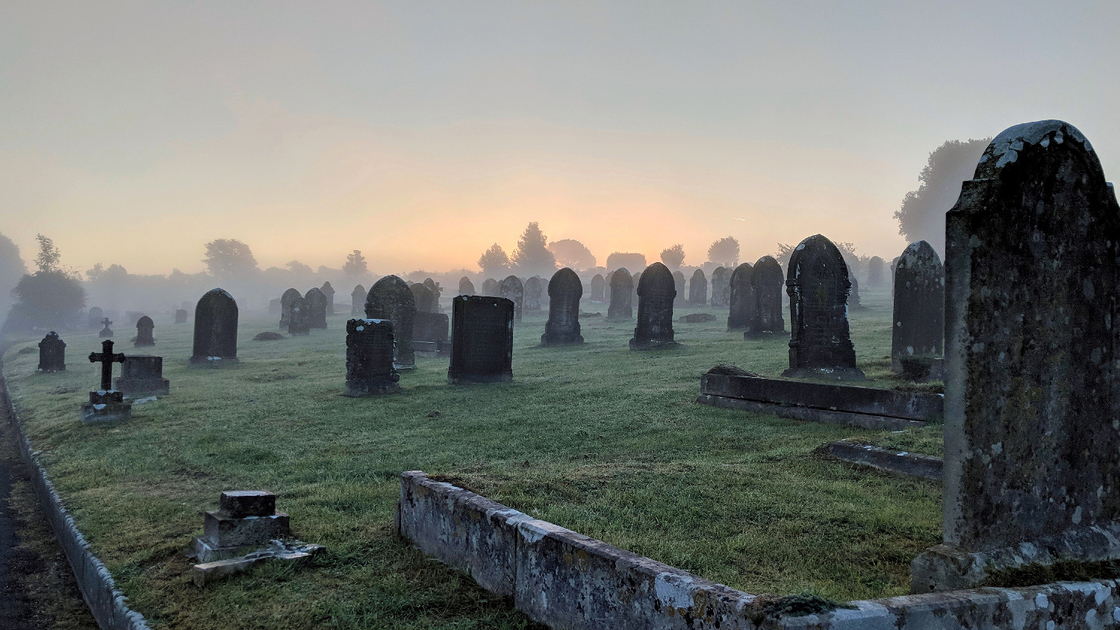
2, 290, 942, 629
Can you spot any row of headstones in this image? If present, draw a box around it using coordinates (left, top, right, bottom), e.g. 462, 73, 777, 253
278, 287, 330, 334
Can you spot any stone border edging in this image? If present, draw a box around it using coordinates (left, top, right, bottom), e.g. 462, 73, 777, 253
0, 357, 151, 630
824, 440, 942, 480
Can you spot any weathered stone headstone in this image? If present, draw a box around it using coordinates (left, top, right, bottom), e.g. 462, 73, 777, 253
891, 241, 944, 371
630, 263, 677, 350
867, 256, 886, 288
911, 120, 1120, 592
410, 283, 437, 314
114, 355, 169, 397
782, 235, 863, 380
689, 269, 707, 306
98, 318, 113, 338
88, 307, 104, 330
541, 268, 583, 346
726, 263, 754, 331
631, 272, 640, 306
134, 315, 155, 347
710, 267, 730, 307
175, 309, 188, 324
524, 276, 543, 312
82, 339, 130, 422
37, 331, 65, 372
448, 295, 514, 384
288, 294, 310, 336
458, 276, 475, 296
344, 319, 400, 396
321, 281, 335, 315
351, 285, 366, 316
305, 287, 328, 329
848, 273, 865, 311
607, 267, 633, 320
673, 271, 686, 307
365, 275, 416, 370
280, 288, 301, 330
482, 278, 498, 297
749, 255, 785, 336
412, 311, 449, 354
423, 278, 441, 311
498, 275, 524, 324
190, 288, 239, 366
589, 274, 606, 302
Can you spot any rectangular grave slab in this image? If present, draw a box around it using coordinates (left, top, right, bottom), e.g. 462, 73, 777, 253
113, 355, 169, 397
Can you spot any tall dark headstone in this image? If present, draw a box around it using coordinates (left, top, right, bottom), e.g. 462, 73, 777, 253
37, 332, 66, 372
726, 262, 754, 331
448, 296, 514, 384
351, 284, 366, 317
345, 319, 400, 396
321, 281, 336, 315
589, 274, 606, 303
82, 340, 130, 422
631, 272, 640, 306
782, 235, 863, 380
88, 307, 104, 330
912, 121, 1120, 592
175, 309, 188, 324
673, 271, 686, 307
365, 275, 416, 370
280, 288, 301, 330
541, 268, 583, 346
848, 273, 865, 311
410, 283, 437, 314
524, 276, 543, 312
423, 278, 441, 311
749, 256, 785, 336
268, 298, 281, 315
607, 268, 633, 320
190, 289, 239, 366
498, 275, 524, 324
288, 295, 310, 336
134, 315, 155, 347
114, 355, 169, 397
630, 263, 677, 350
688, 269, 707, 306
305, 288, 329, 329
891, 241, 944, 370
99, 318, 113, 338
458, 276, 475, 296
710, 267, 731, 308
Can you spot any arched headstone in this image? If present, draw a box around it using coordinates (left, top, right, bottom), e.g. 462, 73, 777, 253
190, 289, 239, 365
524, 276, 543, 312
726, 263, 754, 331
321, 281, 336, 315
589, 274, 606, 303
689, 269, 707, 306
498, 275, 524, 324
365, 275, 416, 369
135, 315, 155, 347
541, 268, 583, 346
891, 241, 944, 371
88, 307, 104, 330
351, 284, 366, 316
607, 267, 633, 320
867, 256, 886, 288
410, 283, 437, 314
673, 271, 686, 307
458, 276, 475, 296
280, 288, 301, 330
848, 273, 865, 311
782, 236, 862, 380
423, 278, 441, 311
37, 332, 65, 372
710, 267, 730, 308
630, 263, 677, 350
305, 287, 328, 329
749, 256, 785, 336
482, 278, 498, 297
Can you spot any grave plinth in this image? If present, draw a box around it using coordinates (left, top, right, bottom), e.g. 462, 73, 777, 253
194, 491, 291, 562
114, 355, 169, 397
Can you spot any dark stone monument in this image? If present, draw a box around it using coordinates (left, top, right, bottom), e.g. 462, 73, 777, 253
448, 296, 514, 384
867, 256, 886, 288
524, 276, 543, 312
351, 284, 365, 316
630, 263, 677, 350
689, 269, 707, 306
88, 307, 104, 330
482, 278, 498, 297
190, 289, 239, 366
891, 241, 944, 371
541, 268, 583, 346
412, 311, 449, 355
589, 274, 606, 303
782, 235, 863, 380
288, 294, 310, 336
607, 267, 633, 320
365, 275, 416, 370
848, 273, 865, 311
631, 272, 640, 306
134, 315, 155, 347
37, 332, 65, 372
410, 283, 437, 313
344, 319, 400, 396
673, 271, 686, 307
175, 309, 188, 324
98, 318, 113, 338
458, 276, 475, 296
911, 120, 1120, 592
82, 339, 131, 422
749, 255, 785, 337
498, 275, 524, 324
280, 288, 301, 330
710, 267, 731, 308
726, 262, 754, 331
114, 355, 169, 397
423, 278, 441, 311
321, 281, 335, 315
305, 288, 328, 330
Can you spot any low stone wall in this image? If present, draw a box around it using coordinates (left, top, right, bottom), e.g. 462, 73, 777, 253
0, 357, 151, 630
400, 470, 1120, 629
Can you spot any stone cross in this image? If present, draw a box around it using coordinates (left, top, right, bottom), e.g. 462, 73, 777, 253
89, 339, 125, 391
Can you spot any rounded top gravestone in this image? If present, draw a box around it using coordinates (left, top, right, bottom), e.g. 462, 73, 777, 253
498, 275, 524, 324
482, 278, 498, 297
726, 262, 754, 331
459, 276, 475, 295
689, 269, 707, 306
190, 288, 239, 365
88, 307, 104, 329
305, 287, 329, 329
541, 268, 583, 346
280, 288, 301, 329
673, 271, 686, 305
891, 240, 944, 370
589, 274, 606, 302
607, 267, 633, 320
351, 284, 366, 316
749, 255, 786, 336
710, 267, 730, 308
423, 278, 441, 307
524, 276, 543, 312
365, 275, 416, 369
630, 263, 677, 350
288, 294, 310, 335
410, 283, 437, 314
37, 331, 66, 372
321, 281, 335, 314
135, 315, 155, 347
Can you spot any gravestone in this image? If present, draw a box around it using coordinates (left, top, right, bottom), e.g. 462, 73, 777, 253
279, 288, 301, 329
631, 272, 640, 306
365, 275, 416, 369
321, 281, 335, 315
190, 289, 239, 366
305, 288, 328, 329
412, 311, 449, 354
351, 285, 366, 316
423, 278, 441, 311
126, 311, 144, 326
726, 263, 755, 331
37, 332, 65, 372
288, 294, 310, 336
891, 241, 944, 371
867, 256, 886, 288
710, 267, 731, 308
192, 490, 292, 563
344, 319, 400, 396
410, 283, 437, 313
88, 307, 104, 330
114, 355, 169, 396
911, 120, 1120, 592
782, 235, 863, 380
607, 268, 633, 320
82, 339, 130, 423
673, 271, 686, 307
849, 273, 865, 311
482, 278, 498, 297
175, 309, 188, 324
134, 315, 155, 347
689, 269, 707, 306
459, 276, 475, 296
630, 263, 677, 350
498, 275, 524, 324
541, 268, 583, 346
524, 276, 543, 312
749, 255, 785, 337
448, 296, 514, 384
98, 318, 113, 338
589, 274, 606, 302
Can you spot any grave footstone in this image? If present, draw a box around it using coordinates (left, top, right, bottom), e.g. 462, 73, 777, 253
607, 268, 633, 320
749, 255, 785, 337
351, 285, 366, 316
410, 283, 437, 314
88, 307, 104, 330
482, 278, 498, 297
448, 296, 514, 384
710, 267, 730, 308
673, 271, 686, 307
175, 309, 188, 324
98, 318, 113, 338
280, 288, 301, 330
891, 241, 944, 371
305, 288, 328, 329
524, 276, 543, 312
689, 269, 707, 306
189, 289, 239, 366
134, 315, 155, 347
365, 275, 416, 370
82, 339, 130, 422
344, 319, 400, 396
114, 355, 169, 397
288, 295, 310, 336
589, 274, 606, 303
541, 268, 583, 346
459, 277, 475, 296
782, 235, 863, 380
911, 120, 1120, 592
498, 275, 524, 324
630, 263, 677, 350
726, 263, 754, 331
37, 331, 65, 372
321, 281, 335, 315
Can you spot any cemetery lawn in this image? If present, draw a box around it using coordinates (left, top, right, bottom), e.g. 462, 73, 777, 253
1, 291, 942, 629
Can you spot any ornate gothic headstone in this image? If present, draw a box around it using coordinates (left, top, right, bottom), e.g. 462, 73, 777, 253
365, 275, 416, 369
726, 263, 754, 331
37, 331, 65, 372
689, 269, 707, 306
448, 296, 514, 384
280, 288, 301, 330
749, 256, 785, 337
458, 277, 475, 296
288, 294, 310, 336
782, 235, 863, 380
607, 268, 633, 320
114, 355, 169, 397
190, 288, 239, 366
321, 281, 335, 315
82, 339, 130, 422
524, 276, 543, 312
351, 285, 366, 316
589, 274, 606, 303
305, 287, 329, 329
99, 318, 113, 338
630, 263, 677, 350
891, 241, 944, 371
498, 275, 524, 324
541, 268, 583, 346
345, 319, 400, 396
710, 267, 731, 308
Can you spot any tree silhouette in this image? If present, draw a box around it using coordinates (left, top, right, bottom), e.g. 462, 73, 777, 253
478, 243, 510, 274
707, 236, 739, 266
547, 239, 596, 270
2, 235, 84, 333
203, 239, 258, 279
606, 252, 647, 271
34, 234, 62, 273
511, 222, 557, 275
660, 244, 685, 269
343, 250, 368, 276
895, 138, 990, 255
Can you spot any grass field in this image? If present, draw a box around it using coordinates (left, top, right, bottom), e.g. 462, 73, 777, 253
1, 290, 943, 629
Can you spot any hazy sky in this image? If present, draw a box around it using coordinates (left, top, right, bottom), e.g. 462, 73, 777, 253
3, 1, 1118, 275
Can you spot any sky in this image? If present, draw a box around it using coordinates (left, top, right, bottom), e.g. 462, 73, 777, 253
2, 1, 1118, 276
